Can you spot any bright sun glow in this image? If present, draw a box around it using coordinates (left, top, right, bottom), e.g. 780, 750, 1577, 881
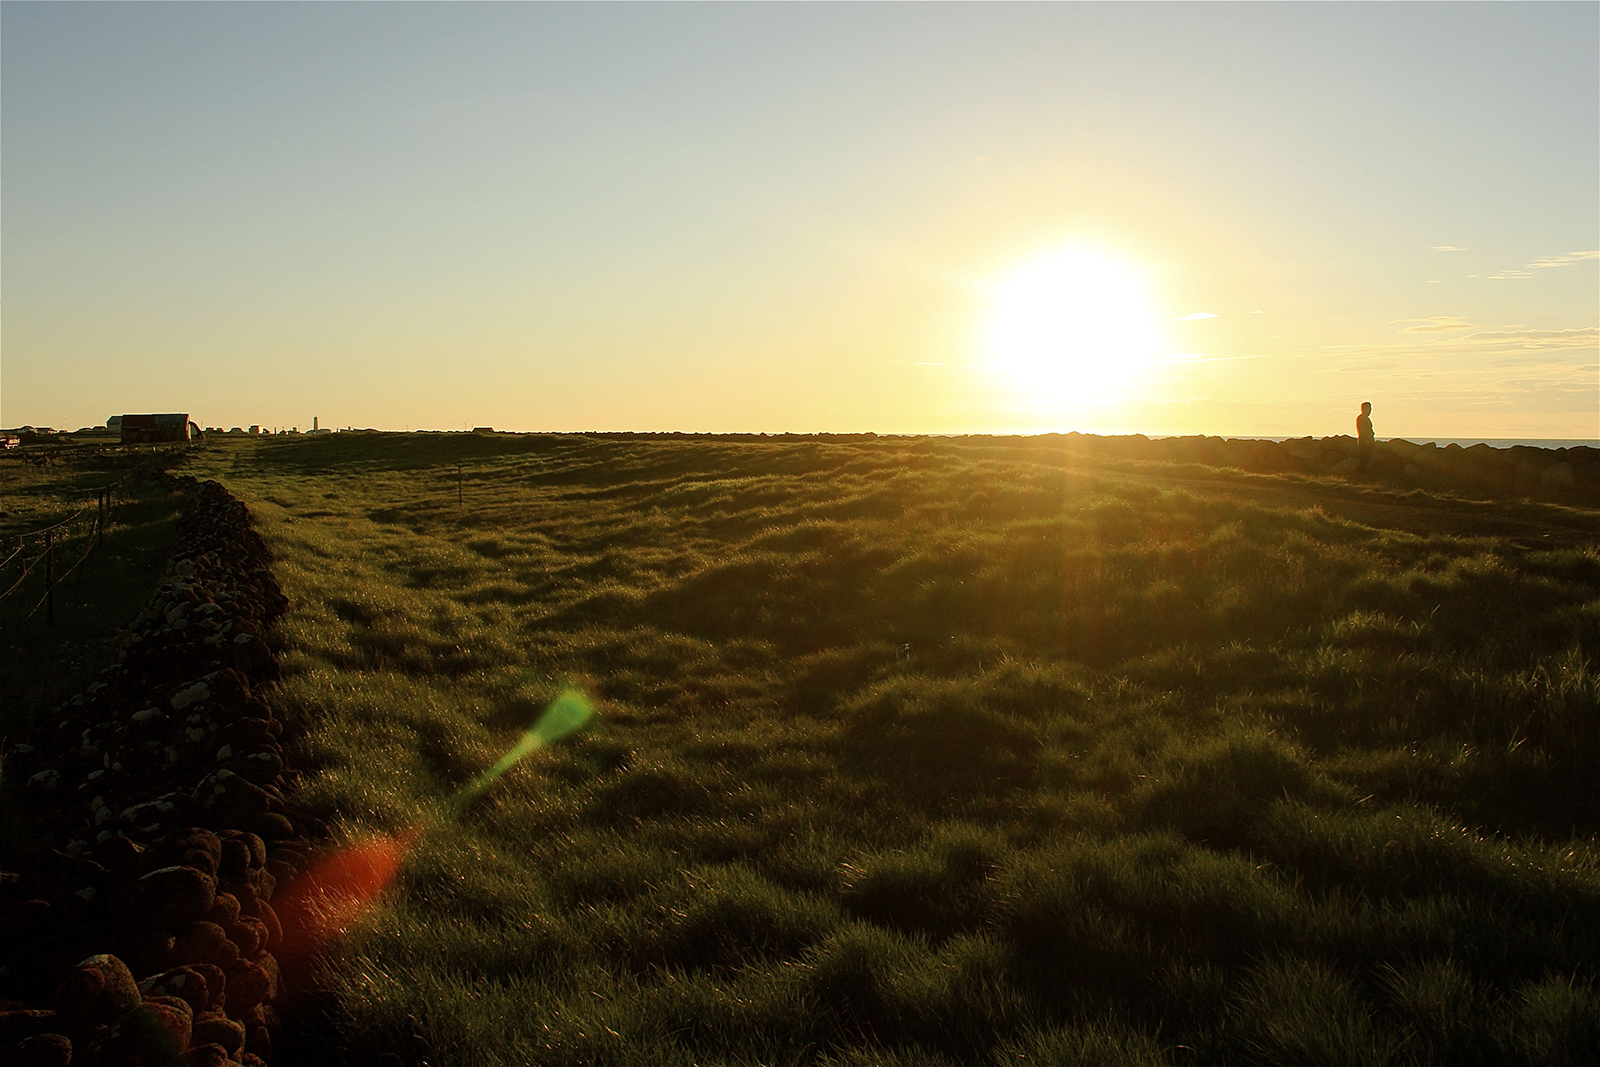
981, 245, 1168, 408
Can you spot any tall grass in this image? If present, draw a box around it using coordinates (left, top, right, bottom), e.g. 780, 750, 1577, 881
178, 432, 1598, 1065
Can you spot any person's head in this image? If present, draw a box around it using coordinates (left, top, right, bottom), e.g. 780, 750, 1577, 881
1361, 402, 1372, 414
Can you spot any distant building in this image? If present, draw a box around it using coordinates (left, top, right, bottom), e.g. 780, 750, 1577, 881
473, 426, 494, 434
120, 414, 201, 444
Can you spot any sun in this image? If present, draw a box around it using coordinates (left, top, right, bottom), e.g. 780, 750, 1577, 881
980, 244, 1167, 408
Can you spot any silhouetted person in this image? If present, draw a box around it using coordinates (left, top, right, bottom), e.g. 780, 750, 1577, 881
1356, 402, 1375, 470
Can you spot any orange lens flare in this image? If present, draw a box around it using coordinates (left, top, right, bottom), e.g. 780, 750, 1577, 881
275, 827, 419, 961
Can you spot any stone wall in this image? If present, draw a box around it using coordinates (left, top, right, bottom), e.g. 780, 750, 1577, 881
3, 477, 306, 1067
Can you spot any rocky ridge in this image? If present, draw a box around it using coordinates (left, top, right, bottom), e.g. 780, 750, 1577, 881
3, 476, 306, 1067
1060, 434, 1600, 501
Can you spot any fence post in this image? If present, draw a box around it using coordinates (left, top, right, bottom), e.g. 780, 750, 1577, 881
458, 463, 463, 507
45, 529, 54, 625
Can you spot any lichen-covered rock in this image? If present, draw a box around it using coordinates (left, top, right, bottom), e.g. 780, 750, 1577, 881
205, 893, 242, 928
244, 814, 294, 842
185, 964, 226, 1012
223, 752, 284, 785
217, 840, 252, 885
136, 966, 210, 1013
173, 922, 239, 969
139, 994, 193, 1027
135, 867, 216, 928
6, 1032, 73, 1067
119, 932, 177, 979
0, 1009, 62, 1046
191, 1014, 246, 1058
252, 902, 281, 952
79, 1000, 191, 1066
245, 1022, 273, 1061
226, 917, 267, 959
163, 1043, 233, 1067
144, 831, 222, 880
195, 774, 273, 824
51, 954, 141, 1019
222, 960, 271, 1015
250, 953, 278, 1004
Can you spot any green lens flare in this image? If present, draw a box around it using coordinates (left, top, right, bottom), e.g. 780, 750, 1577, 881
531, 688, 595, 746
453, 688, 594, 808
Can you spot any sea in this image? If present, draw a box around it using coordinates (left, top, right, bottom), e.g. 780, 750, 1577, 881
1220, 437, 1598, 451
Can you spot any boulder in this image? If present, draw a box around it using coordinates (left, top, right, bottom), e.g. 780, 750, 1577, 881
173, 922, 239, 969
51, 954, 141, 1019
79, 1000, 191, 1067
118, 931, 177, 979
190, 1014, 246, 1058
136, 967, 210, 1013
194, 774, 273, 824
223, 960, 272, 1014
186, 964, 227, 1011
163, 1042, 233, 1067
226, 917, 268, 958
6, 1032, 73, 1067
246, 1022, 273, 1060
135, 867, 215, 928
205, 892, 242, 928
142, 830, 221, 880
252, 902, 281, 952
1541, 461, 1576, 490
245, 813, 295, 841
0, 1010, 61, 1046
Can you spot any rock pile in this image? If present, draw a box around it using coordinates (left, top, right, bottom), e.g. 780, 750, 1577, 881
2, 476, 305, 1066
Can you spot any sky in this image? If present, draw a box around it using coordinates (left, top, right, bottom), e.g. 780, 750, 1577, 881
3, 2, 1596, 439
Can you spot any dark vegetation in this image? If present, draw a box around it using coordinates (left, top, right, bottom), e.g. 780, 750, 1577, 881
16, 431, 1600, 1065
1, 447, 186, 738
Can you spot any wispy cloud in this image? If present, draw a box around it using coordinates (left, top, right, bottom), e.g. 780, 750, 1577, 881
1172, 312, 1218, 321
1393, 316, 1477, 333
1328, 324, 1599, 359
1488, 250, 1598, 279
1433, 245, 1466, 252
1528, 250, 1599, 269
1462, 326, 1598, 349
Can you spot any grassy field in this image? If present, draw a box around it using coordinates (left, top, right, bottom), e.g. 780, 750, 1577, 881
67, 433, 1600, 1063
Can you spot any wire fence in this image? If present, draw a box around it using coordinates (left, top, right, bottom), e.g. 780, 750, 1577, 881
0, 463, 165, 625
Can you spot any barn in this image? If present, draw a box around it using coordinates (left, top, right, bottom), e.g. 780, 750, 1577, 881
120, 414, 203, 444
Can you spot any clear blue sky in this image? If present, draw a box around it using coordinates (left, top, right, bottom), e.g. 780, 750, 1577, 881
4, 2, 1595, 437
